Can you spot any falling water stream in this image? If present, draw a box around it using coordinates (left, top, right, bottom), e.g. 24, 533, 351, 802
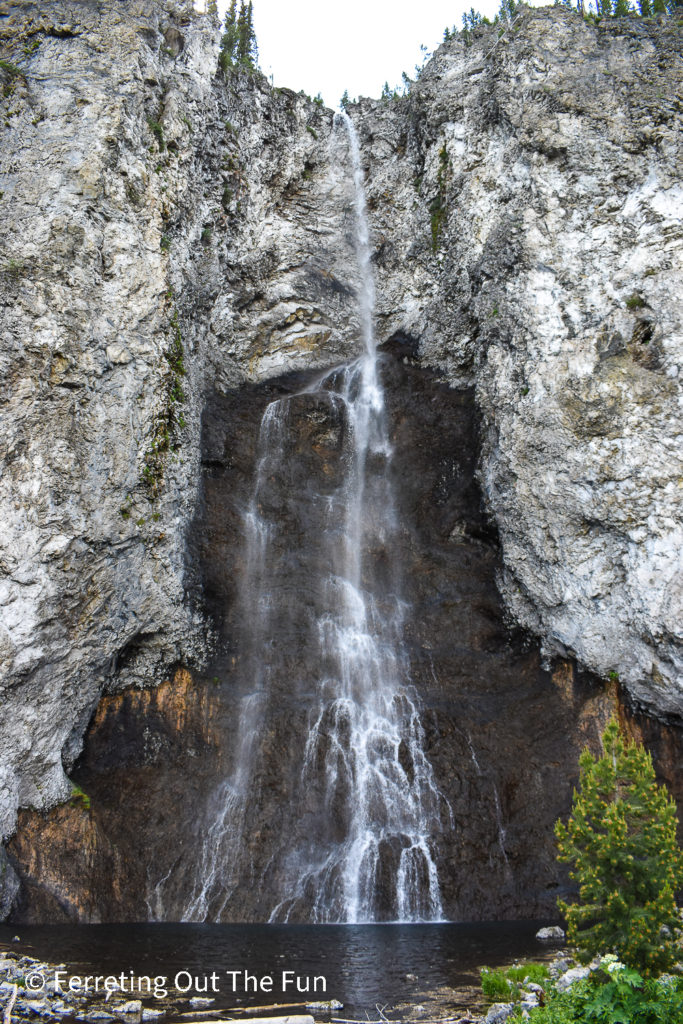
182, 113, 447, 924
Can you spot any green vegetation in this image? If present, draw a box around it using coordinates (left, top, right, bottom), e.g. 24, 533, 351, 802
147, 117, 165, 151
478, 722, 683, 1022
69, 782, 91, 810
446, 0, 681, 47
481, 963, 550, 1002
508, 958, 683, 1022
22, 37, 40, 57
218, 0, 258, 73
0, 57, 25, 100
556, 719, 683, 975
626, 292, 646, 310
160, 234, 171, 251
306, 124, 318, 139
0, 58, 23, 78
140, 308, 187, 496
429, 143, 450, 251
0, 258, 26, 280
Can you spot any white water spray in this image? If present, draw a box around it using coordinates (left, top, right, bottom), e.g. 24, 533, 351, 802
181, 112, 447, 924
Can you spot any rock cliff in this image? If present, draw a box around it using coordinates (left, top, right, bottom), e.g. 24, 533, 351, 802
0, 0, 681, 918
356, 7, 683, 718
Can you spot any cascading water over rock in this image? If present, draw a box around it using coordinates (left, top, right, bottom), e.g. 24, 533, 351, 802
180, 113, 449, 924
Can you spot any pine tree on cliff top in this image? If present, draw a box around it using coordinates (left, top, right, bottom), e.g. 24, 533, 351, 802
555, 718, 683, 976
219, 0, 258, 72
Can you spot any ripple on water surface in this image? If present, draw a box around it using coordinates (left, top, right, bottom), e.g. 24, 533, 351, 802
0, 921, 564, 1021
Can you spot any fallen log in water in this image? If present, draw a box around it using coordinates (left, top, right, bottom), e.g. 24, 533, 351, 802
181, 1016, 315, 1024
180, 1004, 316, 1018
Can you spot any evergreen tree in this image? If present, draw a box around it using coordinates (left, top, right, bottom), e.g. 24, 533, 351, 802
219, 0, 238, 71
462, 6, 483, 31
219, 0, 258, 73
497, 0, 518, 22
652, 0, 667, 11
246, 1, 258, 66
555, 719, 683, 976
236, 1, 248, 63
638, 0, 653, 13
614, 0, 632, 15
340, 89, 350, 110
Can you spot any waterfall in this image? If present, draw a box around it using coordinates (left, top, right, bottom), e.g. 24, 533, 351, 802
181, 112, 447, 924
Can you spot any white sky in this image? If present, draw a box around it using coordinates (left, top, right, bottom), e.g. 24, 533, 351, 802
216, 0, 551, 107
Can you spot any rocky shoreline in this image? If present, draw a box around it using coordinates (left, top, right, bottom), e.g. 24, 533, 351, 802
0, 933, 577, 1024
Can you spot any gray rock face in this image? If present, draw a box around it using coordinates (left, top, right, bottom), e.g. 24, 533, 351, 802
358, 8, 683, 718
0, 0, 217, 843
0, 0, 681, 915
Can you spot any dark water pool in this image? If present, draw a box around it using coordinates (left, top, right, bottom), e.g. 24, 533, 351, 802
0, 921, 563, 1020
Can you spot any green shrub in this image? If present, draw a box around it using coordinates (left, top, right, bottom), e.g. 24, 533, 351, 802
69, 782, 91, 810
429, 144, 450, 251
555, 718, 683, 975
481, 968, 512, 1001
516, 958, 683, 1024
481, 962, 550, 1004
147, 117, 165, 150
507, 963, 549, 985
0, 58, 23, 78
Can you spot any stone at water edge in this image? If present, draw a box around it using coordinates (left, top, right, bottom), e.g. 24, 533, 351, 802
535, 926, 565, 941
189, 997, 215, 1007
112, 1000, 143, 1016
555, 966, 591, 992
482, 1004, 515, 1024
548, 957, 571, 978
